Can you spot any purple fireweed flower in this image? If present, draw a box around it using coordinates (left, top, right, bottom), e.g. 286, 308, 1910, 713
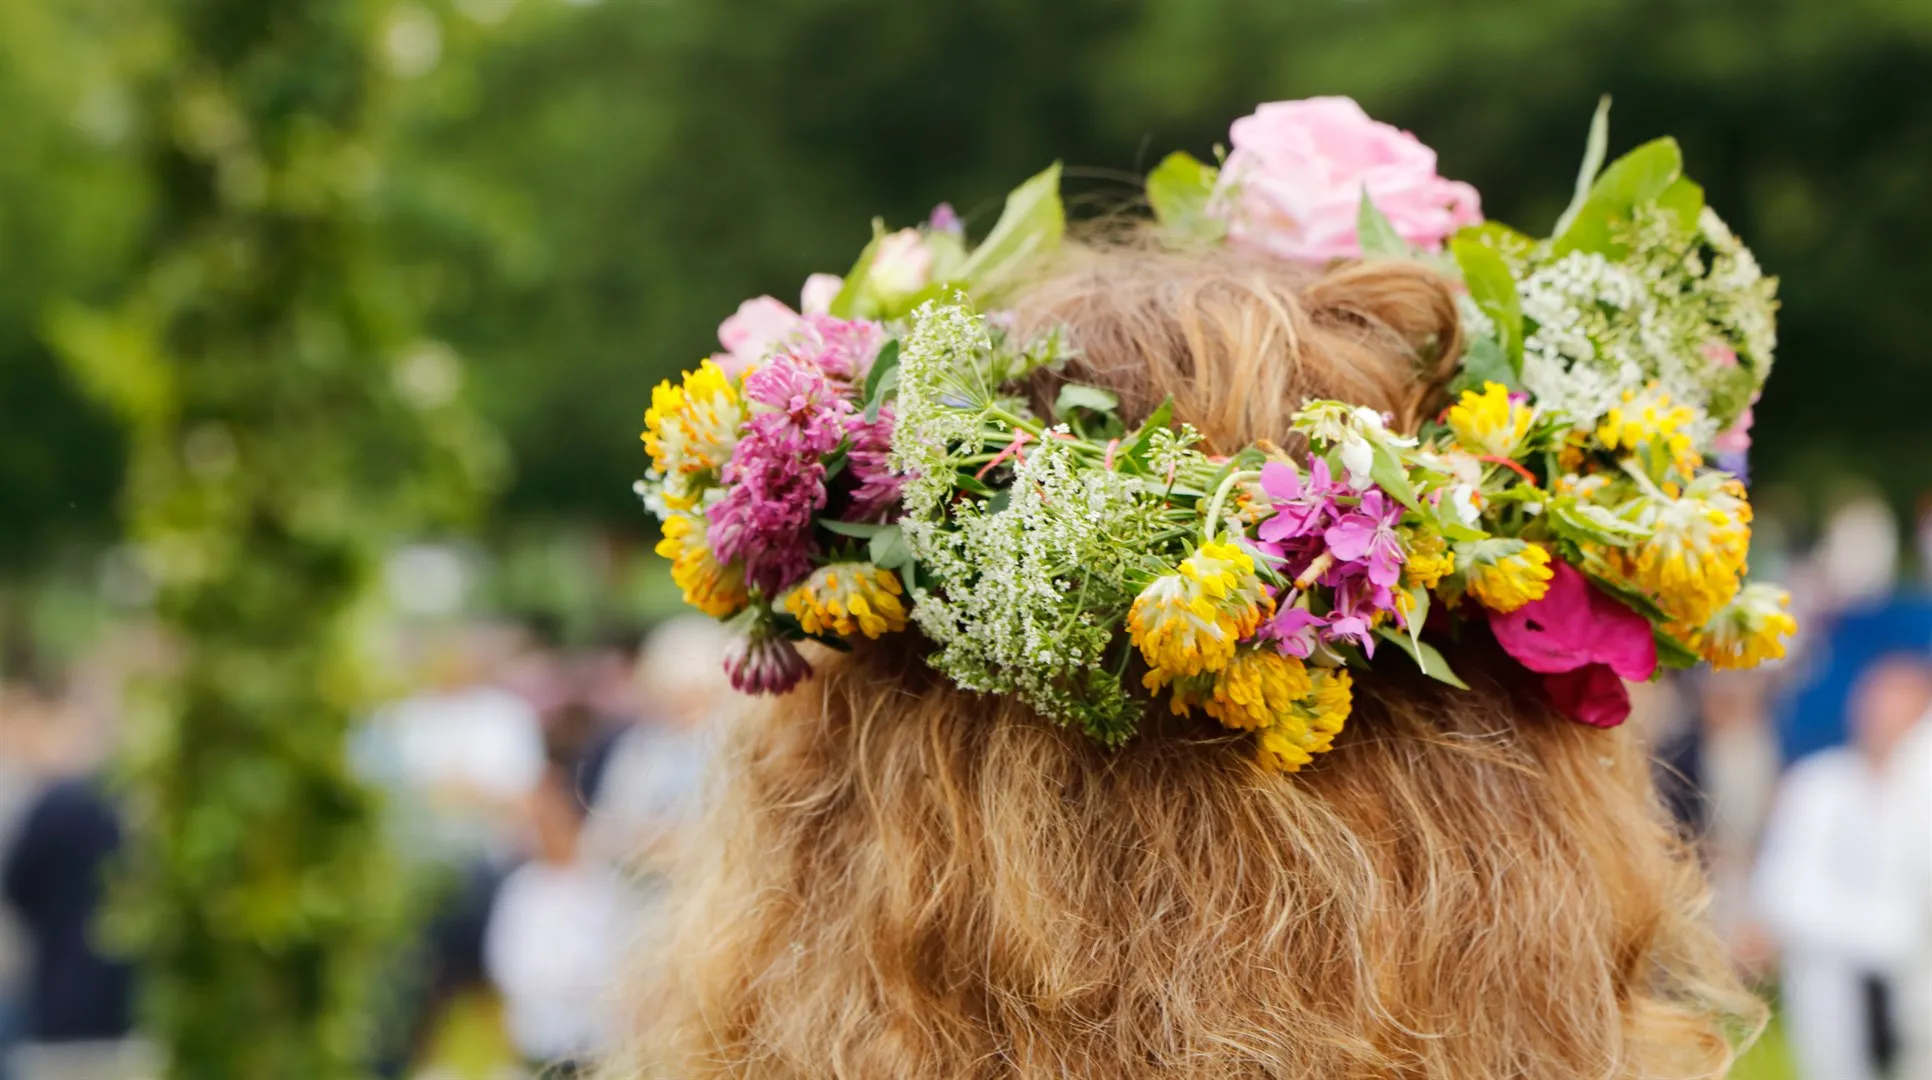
1323, 571, 1393, 656
1258, 596, 1326, 658
1257, 459, 1344, 544
1324, 488, 1405, 589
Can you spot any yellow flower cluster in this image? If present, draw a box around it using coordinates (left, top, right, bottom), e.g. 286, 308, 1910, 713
1609, 475, 1752, 627
656, 510, 746, 618
1465, 543, 1554, 614
1255, 667, 1352, 773
1129, 540, 1271, 684
642, 359, 743, 509
1194, 646, 1313, 731
782, 562, 908, 639
1445, 380, 1534, 458
1595, 383, 1702, 475
1401, 530, 1455, 591
1680, 582, 1796, 671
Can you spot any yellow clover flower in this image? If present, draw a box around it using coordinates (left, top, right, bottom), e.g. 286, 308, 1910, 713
1464, 541, 1554, 614
656, 510, 747, 618
1129, 540, 1271, 684
642, 359, 743, 509
1444, 380, 1534, 458
1198, 647, 1315, 731
782, 562, 908, 639
1401, 529, 1454, 591
1595, 382, 1702, 476
1681, 582, 1796, 671
1256, 667, 1352, 773
1608, 473, 1751, 627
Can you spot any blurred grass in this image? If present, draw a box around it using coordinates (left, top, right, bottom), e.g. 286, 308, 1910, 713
1731, 1009, 1798, 1080
417, 990, 518, 1080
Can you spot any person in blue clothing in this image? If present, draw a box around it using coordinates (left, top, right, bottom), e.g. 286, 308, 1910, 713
0, 775, 134, 1045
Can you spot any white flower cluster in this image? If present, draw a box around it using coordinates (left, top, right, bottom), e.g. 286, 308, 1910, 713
906, 432, 1169, 741
891, 300, 998, 522
1510, 206, 1778, 444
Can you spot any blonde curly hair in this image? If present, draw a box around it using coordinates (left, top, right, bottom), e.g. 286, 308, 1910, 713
608, 244, 1761, 1079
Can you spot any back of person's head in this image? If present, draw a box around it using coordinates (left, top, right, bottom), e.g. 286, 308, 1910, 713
614, 239, 1757, 1078
1850, 652, 1932, 764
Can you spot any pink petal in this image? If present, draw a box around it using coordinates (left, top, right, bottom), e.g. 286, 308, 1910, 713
717, 296, 802, 367
1259, 461, 1302, 502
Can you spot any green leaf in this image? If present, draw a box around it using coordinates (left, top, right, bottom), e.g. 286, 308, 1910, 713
1584, 572, 1673, 623
1552, 95, 1612, 237
819, 519, 889, 539
1454, 221, 1537, 260
827, 220, 887, 320
1447, 334, 1521, 397
1654, 628, 1702, 671
1655, 174, 1706, 238
868, 525, 914, 570
1547, 497, 1648, 549
1551, 137, 1685, 257
1054, 382, 1119, 417
957, 162, 1064, 298
1377, 628, 1471, 689
862, 338, 901, 421
1121, 396, 1175, 474
1356, 189, 1409, 258
1145, 151, 1224, 242
1368, 440, 1421, 512
1450, 236, 1524, 376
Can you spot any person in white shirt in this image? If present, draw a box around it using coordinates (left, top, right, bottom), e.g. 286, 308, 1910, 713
1756, 654, 1932, 1080
1881, 712, 1932, 1079
483, 753, 626, 1074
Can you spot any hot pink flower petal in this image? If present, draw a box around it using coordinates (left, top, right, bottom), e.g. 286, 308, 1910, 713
1488, 560, 1656, 681
1542, 664, 1632, 729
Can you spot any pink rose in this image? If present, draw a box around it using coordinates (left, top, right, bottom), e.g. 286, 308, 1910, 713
1488, 559, 1657, 729
1215, 97, 1482, 263
713, 296, 804, 376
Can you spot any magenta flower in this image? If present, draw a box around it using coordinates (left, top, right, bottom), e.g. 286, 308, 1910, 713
710, 355, 855, 594
841, 406, 905, 521
1323, 571, 1392, 656
795, 315, 885, 388
1325, 489, 1405, 588
1257, 459, 1343, 545
1487, 559, 1658, 728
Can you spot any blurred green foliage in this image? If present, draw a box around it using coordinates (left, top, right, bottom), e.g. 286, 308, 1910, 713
44, 0, 494, 1075
7, 0, 1932, 575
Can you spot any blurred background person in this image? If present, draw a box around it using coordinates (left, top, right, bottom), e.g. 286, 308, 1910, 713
482, 744, 626, 1077
581, 616, 735, 877
1756, 653, 1932, 1080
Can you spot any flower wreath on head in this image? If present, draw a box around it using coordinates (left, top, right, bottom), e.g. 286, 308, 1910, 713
639, 96, 1794, 772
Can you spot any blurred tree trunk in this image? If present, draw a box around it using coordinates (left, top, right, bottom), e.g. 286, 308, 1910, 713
51, 1, 496, 1076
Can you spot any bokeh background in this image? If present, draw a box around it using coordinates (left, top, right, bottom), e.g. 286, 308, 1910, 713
3, 1, 1930, 1078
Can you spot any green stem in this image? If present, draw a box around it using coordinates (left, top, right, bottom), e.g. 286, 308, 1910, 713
1202, 469, 1261, 541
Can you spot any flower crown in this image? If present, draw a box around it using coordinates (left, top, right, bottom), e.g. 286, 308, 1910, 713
638, 96, 1792, 771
